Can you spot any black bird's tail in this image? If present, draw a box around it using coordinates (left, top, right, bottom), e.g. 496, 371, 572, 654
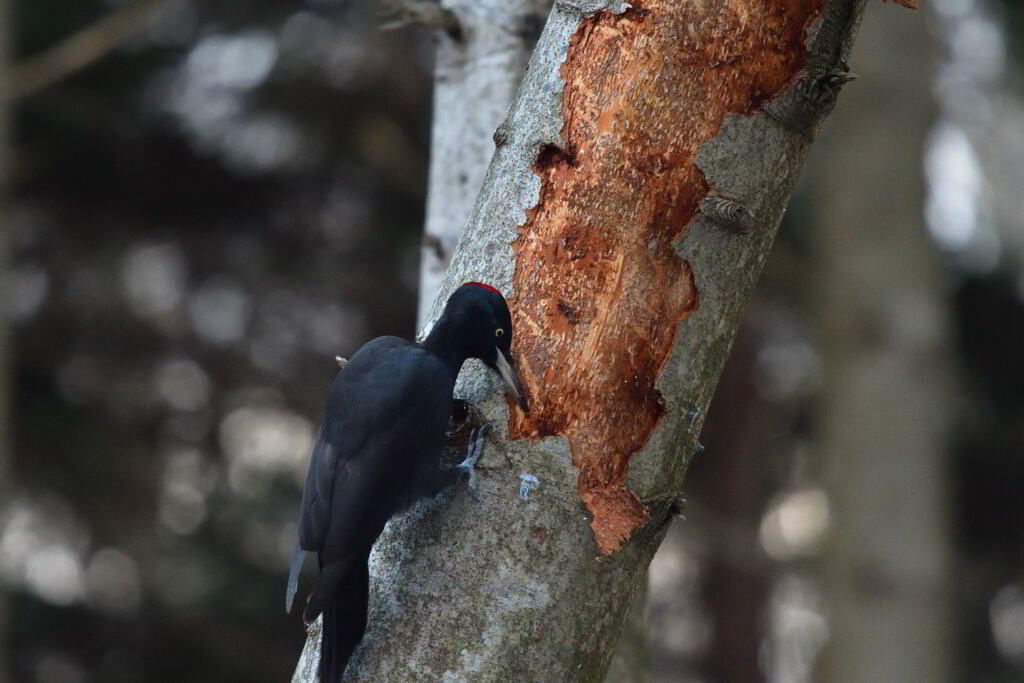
310, 553, 371, 683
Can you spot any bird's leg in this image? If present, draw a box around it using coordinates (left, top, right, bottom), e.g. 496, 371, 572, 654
418, 422, 490, 500
442, 399, 511, 469
457, 424, 489, 498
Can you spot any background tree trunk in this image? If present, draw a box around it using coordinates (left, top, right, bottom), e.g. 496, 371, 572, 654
294, 0, 871, 679
416, 0, 552, 330
814, 6, 954, 683
0, 0, 11, 675
694, 325, 775, 683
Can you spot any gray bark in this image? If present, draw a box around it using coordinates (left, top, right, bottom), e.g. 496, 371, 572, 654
416, 0, 551, 330
412, 2, 649, 677
603, 582, 648, 683
814, 6, 954, 683
293, 0, 870, 680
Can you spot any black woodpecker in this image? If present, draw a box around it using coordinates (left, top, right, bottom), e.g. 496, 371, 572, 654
286, 282, 528, 682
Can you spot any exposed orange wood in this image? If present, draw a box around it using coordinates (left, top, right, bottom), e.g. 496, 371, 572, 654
509, 0, 826, 553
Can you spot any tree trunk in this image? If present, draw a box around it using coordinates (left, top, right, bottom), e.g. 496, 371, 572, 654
410, 2, 650, 678
294, 0, 870, 679
416, 0, 552, 329
0, 0, 10, 675
694, 324, 774, 683
814, 6, 954, 683
603, 581, 649, 683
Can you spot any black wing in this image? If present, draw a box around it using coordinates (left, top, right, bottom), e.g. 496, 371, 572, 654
297, 431, 339, 551
291, 336, 455, 617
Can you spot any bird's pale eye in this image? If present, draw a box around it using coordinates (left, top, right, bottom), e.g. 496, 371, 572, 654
495, 328, 505, 338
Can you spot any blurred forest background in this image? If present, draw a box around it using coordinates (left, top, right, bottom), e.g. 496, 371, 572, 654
2, 1, 1024, 682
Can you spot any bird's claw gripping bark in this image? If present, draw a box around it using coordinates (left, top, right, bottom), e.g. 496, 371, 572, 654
457, 424, 489, 499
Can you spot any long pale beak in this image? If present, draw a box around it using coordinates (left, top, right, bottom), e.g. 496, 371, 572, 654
494, 347, 529, 412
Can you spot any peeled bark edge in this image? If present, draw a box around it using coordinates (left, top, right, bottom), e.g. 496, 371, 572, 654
634, 0, 867, 496
454, 0, 864, 553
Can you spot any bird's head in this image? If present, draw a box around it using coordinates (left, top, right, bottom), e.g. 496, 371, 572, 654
436, 282, 529, 411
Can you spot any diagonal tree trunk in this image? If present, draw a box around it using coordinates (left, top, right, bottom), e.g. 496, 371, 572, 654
411, 2, 650, 678
294, 0, 876, 679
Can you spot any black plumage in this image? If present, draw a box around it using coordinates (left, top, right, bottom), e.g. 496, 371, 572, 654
287, 283, 527, 682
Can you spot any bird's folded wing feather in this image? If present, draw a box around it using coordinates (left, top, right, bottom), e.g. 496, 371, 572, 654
295, 339, 454, 577
298, 432, 340, 551
285, 543, 304, 613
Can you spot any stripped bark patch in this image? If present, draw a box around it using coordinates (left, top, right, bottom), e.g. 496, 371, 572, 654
509, 0, 825, 554
581, 486, 651, 554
